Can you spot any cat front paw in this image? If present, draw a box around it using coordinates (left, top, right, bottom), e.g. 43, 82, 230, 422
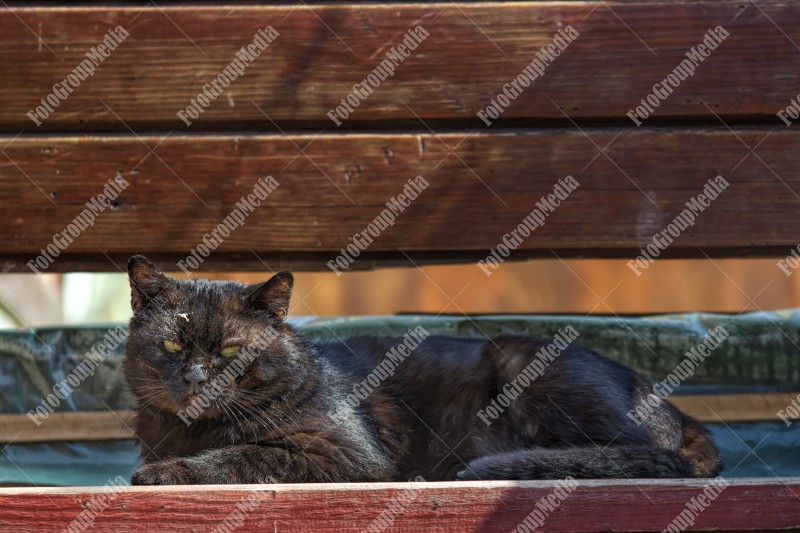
131, 460, 193, 485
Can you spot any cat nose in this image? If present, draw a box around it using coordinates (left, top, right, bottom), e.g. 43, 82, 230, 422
184, 364, 208, 391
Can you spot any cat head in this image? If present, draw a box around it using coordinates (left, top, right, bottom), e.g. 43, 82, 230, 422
124, 255, 308, 421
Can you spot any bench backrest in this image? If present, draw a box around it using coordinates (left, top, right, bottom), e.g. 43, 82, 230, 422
1, 4, 796, 272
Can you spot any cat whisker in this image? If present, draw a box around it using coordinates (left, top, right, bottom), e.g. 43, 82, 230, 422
227, 396, 287, 442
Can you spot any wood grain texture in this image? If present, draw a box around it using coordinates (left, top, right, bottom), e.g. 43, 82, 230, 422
669, 393, 800, 422
0, 411, 134, 443
0, 479, 797, 532
0, 2, 797, 131
0, 128, 798, 271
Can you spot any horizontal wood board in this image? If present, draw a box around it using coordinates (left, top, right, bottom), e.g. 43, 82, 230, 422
0, 3, 797, 131
0, 479, 797, 532
0, 129, 797, 270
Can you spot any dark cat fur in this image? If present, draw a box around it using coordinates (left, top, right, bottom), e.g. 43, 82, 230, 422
124, 255, 721, 484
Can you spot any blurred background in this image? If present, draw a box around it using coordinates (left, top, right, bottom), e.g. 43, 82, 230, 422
0, 257, 794, 328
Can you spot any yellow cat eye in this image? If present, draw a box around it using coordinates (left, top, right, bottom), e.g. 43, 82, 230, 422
220, 345, 241, 358
163, 340, 183, 353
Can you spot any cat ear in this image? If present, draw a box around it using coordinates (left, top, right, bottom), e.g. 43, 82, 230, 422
127, 255, 169, 312
248, 272, 293, 318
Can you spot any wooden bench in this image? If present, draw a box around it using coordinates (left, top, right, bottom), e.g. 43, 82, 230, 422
1, 2, 799, 531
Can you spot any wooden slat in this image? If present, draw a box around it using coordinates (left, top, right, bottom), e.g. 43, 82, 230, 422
2, 392, 793, 443
0, 128, 798, 271
669, 393, 800, 422
0, 3, 797, 131
0, 479, 797, 532
0, 411, 134, 444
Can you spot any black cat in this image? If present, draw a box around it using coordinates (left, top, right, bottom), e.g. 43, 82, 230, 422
124, 255, 721, 484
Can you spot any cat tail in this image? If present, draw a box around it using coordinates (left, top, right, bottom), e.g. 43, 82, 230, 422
675, 410, 722, 477
457, 414, 721, 480
456, 446, 696, 480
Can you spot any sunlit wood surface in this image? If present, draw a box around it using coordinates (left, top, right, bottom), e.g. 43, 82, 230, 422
221, 258, 799, 316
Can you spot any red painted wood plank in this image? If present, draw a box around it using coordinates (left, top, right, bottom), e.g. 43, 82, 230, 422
0, 479, 797, 532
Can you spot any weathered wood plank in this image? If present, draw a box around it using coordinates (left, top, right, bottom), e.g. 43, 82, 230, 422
0, 2, 797, 131
0, 411, 134, 444
0, 128, 797, 271
669, 393, 800, 422
0, 479, 797, 532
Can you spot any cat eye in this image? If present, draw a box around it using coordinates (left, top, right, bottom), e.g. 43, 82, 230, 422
163, 340, 183, 353
220, 345, 241, 358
